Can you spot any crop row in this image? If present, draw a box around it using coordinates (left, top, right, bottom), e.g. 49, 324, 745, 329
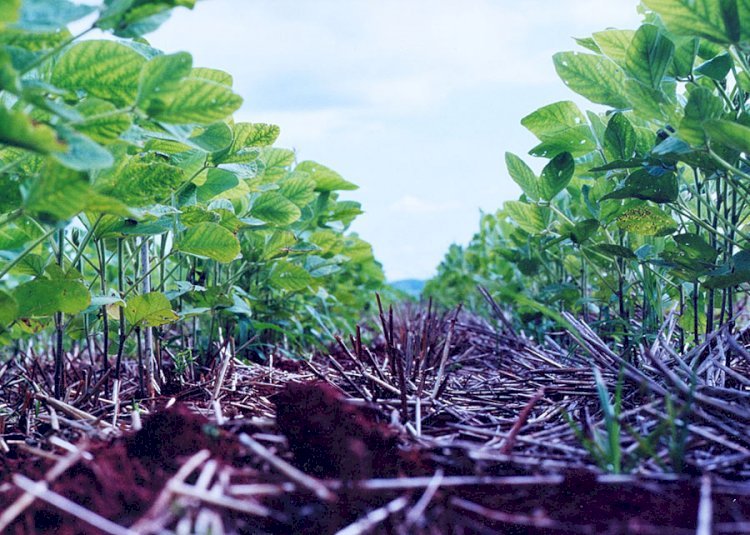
427, 1, 750, 348
0, 1, 389, 398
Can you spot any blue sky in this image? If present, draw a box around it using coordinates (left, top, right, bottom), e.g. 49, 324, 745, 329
148, 1, 642, 280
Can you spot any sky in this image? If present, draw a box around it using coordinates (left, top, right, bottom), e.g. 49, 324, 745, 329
146, 0, 643, 281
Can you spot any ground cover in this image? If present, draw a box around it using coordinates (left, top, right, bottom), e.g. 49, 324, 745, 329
1, 300, 750, 533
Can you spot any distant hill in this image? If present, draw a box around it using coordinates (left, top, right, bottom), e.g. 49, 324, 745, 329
390, 279, 425, 298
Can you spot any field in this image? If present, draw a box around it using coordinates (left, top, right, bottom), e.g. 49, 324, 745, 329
3, 0, 750, 533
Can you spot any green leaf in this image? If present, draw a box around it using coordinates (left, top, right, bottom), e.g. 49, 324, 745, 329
174, 222, 240, 263
104, 159, 186, 206
295, 160, 357, 192
703, 251, 750, 289
604, 113, 637, 160
661, 233, 718, 279
96, 214, 173, 238
0, 290, 18, 323
25, 164, 89, 220
212, 123, 270, 165
125, 291, 178, 327
602, 169, 679, 204
505, 152, 539, 200
83, 192, 132, 217
625, 24, 674, 89
0, 106, 64, 153
705, 119, 750, 153
309, 229, 342, 255
592, 243, 638, 260
14, 0, 94, 31
0, 174, 21, 213
0, 26, 71, 51
504, 201, 550, 234
695, 52, 733, 80
574, 37, 602, 54
51, 40, 147, 106
179, 206, 219, 226
185, 286, 233, 310
52, 126, 114, 171
330, 200, 362, 225
679, 87, 725, 146
0, 0, 20, 26
624, 79, 674, 122
674, 233, 718, 260
90, 294, 125, 308
741, 0, 750, 42
540, 151, 574, 200
553, 52, 630, 109
643, 0, 740, 44
258, 147, 295, 180
592, 29, 635, 66
195, 168, 239, 202
146, 77, 242, 124
97, 0, 196, 38
14, 279, 90, 317
269, 261, 313, 291
616, 205, 677, 236
189, 122, 233, 153
0, 220, 41, 251
570, 219, 599, 244
521, 101, 596, 157
278, 174, 317, 207
74, 98, 133, 144
0, 48, 20, 93
671, 36, 699, 78
137, 51, 192, 109
191, 67, 232, 86
231, 122, 280, 149
251, 192, 301, 226
261, 230, 297, 260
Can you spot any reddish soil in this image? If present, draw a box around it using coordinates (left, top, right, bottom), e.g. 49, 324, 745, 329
273, 381, 424, 480
2, 305, 750, 533
0, 405, 243, 534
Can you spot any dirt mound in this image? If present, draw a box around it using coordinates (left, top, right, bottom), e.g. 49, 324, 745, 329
273, 381, 423, 479
1, 404, 242, 534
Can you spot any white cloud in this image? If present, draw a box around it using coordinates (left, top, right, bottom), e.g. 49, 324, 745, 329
150, 0, 641, 117
389, 195, 462, 215
236, 108, 362, 146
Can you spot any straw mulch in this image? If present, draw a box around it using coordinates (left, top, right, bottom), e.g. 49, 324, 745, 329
1, 295, 750, 534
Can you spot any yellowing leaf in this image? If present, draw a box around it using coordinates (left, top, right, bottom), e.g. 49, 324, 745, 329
0, 106, 64, 153
52, 40, 147, 106
642, 0, 740, 44
0, 290, 18, 323
251, 192, 301, 226
504, 201, 550, 234
125, 291, 178, 327
269, 261, 313, 291
175, 222, 240, 263
617, 205, 677, 236
14, 279, 90, 317
295, 160, 357, 192
553, 52, 630, 109
147, 77, 242, 124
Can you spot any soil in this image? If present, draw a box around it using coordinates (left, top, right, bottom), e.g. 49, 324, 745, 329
1, 303, 750, 533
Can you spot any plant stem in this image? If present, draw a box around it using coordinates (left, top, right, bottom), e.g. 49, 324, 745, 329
68, 215, 103, 271
54, 228, 65, 399
96, 239, 110, 395
114, 239, 127, 382
140, 238, 155, 398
